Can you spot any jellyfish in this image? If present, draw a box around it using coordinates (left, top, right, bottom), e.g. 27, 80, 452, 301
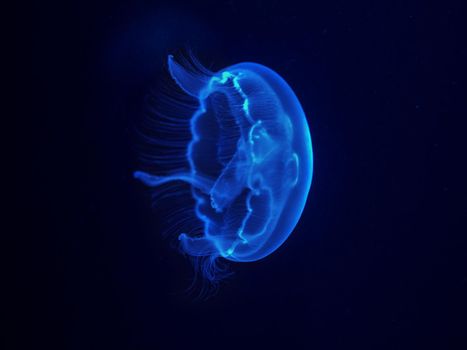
134, 55, 313, 283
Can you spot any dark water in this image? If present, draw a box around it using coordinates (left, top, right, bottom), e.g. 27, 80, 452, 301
13, 0, 466, 348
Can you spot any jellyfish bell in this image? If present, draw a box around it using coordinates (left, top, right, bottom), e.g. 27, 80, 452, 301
134, 55, 313, 280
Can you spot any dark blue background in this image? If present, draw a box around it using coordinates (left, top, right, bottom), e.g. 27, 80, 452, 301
13, 0, 466, 348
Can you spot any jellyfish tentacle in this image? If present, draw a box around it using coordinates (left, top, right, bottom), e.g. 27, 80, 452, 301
178, 233, 217, 256
168, 55, 210, 98
134, 171, 214, 193
209, 149, 249, 212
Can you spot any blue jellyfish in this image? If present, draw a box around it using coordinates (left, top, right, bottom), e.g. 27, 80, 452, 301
134, 55, 313, 283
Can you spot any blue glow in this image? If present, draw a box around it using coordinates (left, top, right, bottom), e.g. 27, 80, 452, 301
135, 55, 313, 282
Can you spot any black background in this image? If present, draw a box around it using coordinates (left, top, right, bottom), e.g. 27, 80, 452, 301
13, 0, 467, 348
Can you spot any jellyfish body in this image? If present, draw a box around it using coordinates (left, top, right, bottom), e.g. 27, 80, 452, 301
135, 55, 312, 279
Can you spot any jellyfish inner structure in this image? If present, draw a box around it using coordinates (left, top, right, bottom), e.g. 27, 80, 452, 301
135, 55, 313, 281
